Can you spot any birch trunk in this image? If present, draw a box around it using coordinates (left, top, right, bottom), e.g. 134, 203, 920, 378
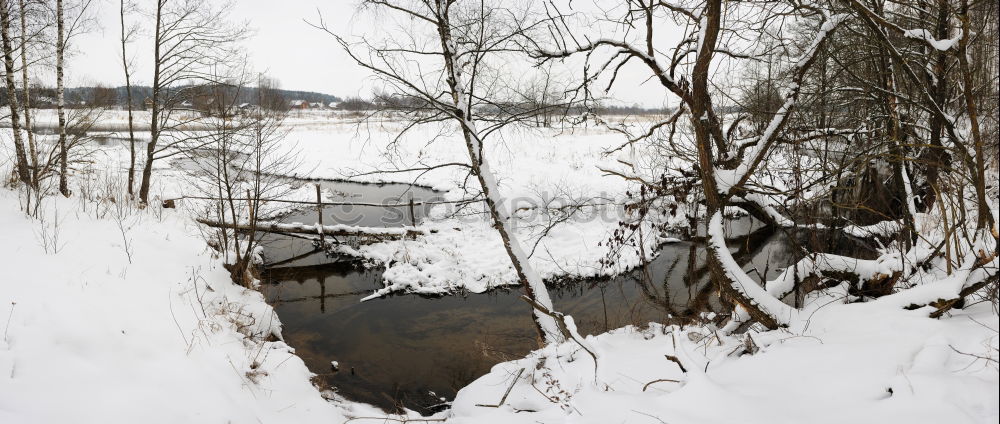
0, 0, 32, 187
56, 0, 69, 196
17, 0, 36, 186
433, 0, 562, 345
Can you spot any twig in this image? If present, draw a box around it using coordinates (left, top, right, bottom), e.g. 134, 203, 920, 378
631, 409, 670, 423
342, 417, 446, 423
519, 295, 599, 377
3, 302, 15, 342
475, 368, 525, 407
664, 354, 687, 373
642, 378, 681, 392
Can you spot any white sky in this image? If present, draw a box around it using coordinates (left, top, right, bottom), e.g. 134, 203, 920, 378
65, 0, 676, 107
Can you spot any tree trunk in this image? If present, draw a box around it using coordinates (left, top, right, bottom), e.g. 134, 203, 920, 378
138, 0, 164, 204
919, 0, 951, 211
957, 0, 994, 232
120, 0, 137, 196
56, 0, 69, 197
689, 0, 784, 329
0, 0, 32, 187
434, 0, 562, 345
17, 0, 36, 186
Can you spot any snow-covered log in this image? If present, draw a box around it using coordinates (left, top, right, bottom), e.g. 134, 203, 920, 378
196, 218, 426, 240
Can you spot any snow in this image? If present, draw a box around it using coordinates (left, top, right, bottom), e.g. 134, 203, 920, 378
12, 109, 665, 299
843, 219, 904, 238
904, 28, 962, 52
3, 109, 997, 423
266, 119, 661, 297
0, 185, 389, 423
444, 292, 998, 424
708, 212, 797, 325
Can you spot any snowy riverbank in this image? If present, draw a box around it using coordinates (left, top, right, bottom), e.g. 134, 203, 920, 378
444, 295, 999, 423
270, 119, 681, 296
0, 188, 391, 423
4, 112, 997, 424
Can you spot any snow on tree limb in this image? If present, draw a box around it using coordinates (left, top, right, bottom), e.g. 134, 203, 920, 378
715, 13, 848, 196
708, 212, 797, 326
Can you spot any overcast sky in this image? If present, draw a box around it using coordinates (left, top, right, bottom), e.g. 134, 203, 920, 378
66, 0, 675, 107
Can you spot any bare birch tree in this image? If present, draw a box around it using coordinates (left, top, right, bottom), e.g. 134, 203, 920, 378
17, 0, 38, 187
0, 0, 32, 187
313, 0, 589, 344
54, 0, 67, 196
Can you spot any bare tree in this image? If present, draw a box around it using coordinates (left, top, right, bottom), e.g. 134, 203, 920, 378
119, 0, 138, 195
17, 0, 38, 187
537, 0, 847, 327
0, 0, 32, 187
313, 0, 596, 344
538, 0, 998, 329
137, 0, 246, 204
185, 70, 295, 287
55, 0, 67, 196
257, 74, 287, 112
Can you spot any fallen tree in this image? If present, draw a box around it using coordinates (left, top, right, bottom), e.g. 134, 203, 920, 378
196, 218, 426, 241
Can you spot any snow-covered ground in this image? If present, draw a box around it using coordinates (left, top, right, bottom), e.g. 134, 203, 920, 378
4, 112, 998, 424
2, 112, 665, 422
0, 171, 393, 423
22, 110, 674, 296
446, 298, 998, 423
260, 117, 675, 295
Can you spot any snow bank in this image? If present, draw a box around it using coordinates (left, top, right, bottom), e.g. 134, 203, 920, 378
445, 299, 999, 423
0, 189, 388, 423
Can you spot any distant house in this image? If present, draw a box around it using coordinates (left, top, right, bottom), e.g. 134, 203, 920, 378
35, 96, 57, 108
328, 101, 341, 109
289, 99, 308, 109
237, 103, 261, 115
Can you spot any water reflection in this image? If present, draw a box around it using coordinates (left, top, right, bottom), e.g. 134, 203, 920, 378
262, 211, 803, 414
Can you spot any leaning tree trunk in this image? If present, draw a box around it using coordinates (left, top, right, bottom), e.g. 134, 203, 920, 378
434, 0, 562, 345
0, 0, 32, 187
56, 0, 69, 197
691, 0, 775, 328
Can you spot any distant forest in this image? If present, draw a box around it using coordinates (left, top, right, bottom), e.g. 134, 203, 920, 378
1, 86, 343, 109
5, 85, 680, 115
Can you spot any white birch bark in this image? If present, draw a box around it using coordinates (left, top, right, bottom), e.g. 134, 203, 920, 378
56, 0, 69, 196
434, 0, 563, 344
0, 0, 32, 186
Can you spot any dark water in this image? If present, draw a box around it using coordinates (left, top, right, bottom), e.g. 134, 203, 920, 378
259, 182, 803, 413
